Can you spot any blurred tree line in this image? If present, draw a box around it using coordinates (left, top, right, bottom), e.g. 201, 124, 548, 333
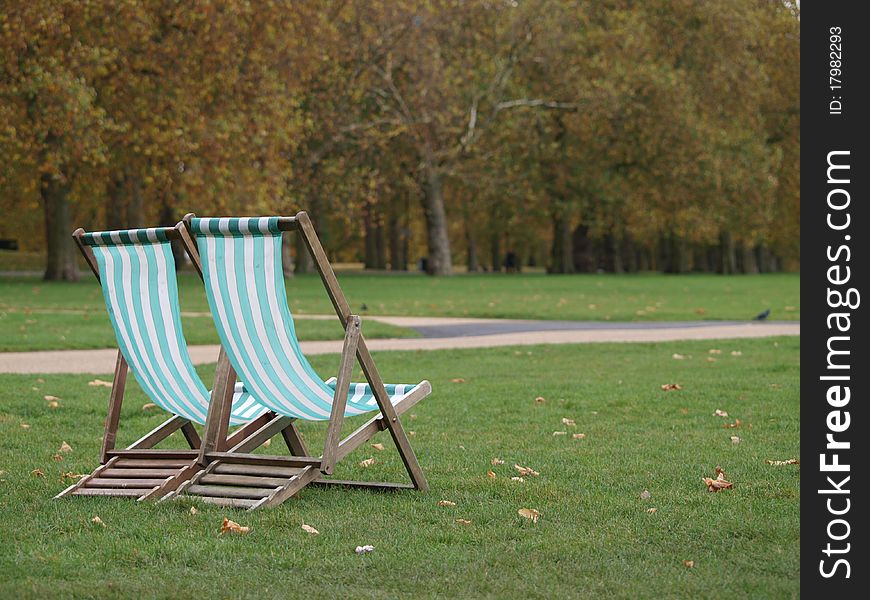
0, 0, 799, 279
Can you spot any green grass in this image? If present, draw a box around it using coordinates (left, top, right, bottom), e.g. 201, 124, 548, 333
0, 272, 799, 351
0, 338, 800, 598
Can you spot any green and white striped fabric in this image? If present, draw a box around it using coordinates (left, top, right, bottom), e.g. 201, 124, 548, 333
82, 227, 269, 425
190, 217, 424, 420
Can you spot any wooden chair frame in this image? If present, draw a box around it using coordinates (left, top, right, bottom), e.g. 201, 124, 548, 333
55, 225, 277, 501
166, 212, 429, 509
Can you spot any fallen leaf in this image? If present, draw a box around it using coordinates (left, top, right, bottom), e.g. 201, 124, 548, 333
552, 431, 567, 436
511, 476, 525, 482
88, 379, 113, 388
518, 508, 541, 523
262, 438, 272, 448
47, 401, 59, 409
61, 472, 84, 481
409, 414, 417, 420
355, 545, 375, 554
730, 351, 742, 357
220, 517, 250, 535
706, 357, 717, 363
487, 470, 496, 479
36, 378, 44, 383
683, 560, 695, 568
31, 469, 44, 477
44, 395, 60, 402
679, 408, 689, 415
190, 507, 198, 516
358, 458, 376, 468
723, 419, 742, 429
450, 378, 466, 383
784, 305, 796, 311
514, 464, 540, 477
408, 430, 416, 437
640, 490, 651, 500
437, 500, 456, 507
20, 423, 31, 429
371, 443, 385, 451
765, 458, 800, 466
301, 523, 320, 535
561, 417, 576, 427
491, 458, 505, 466
730, 436, 741, 444
52, 454, 63, 462
702, 466, 733, 492
708, 349, 722, 355
572, 433, 586, 439
534, 396, 546, 404
713, 409, 729, 417
142, 403, 157, 411
458, 445, 466, 451
672, 353, 687, 360
646, 507, 657, 513
661, 383, 682, 391
91, 516, 106, 527
455, 519, 472, 525
695, 308, 707, 315
58, 441, 73, 453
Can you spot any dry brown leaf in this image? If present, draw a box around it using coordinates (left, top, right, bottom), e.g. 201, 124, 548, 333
61, 471, 84, 481
358, 458, 376, 468
142, 403, 157, 411
58, 441, 73, 453
730, 436, 741, 444
672, 353, 687, 360
51, 454, 63, 462
514, 464, 540, 477
31, 468, 44, 477
190, 507, 198, 516
262, 438, 272, 448
518, 508, 541, 523
679, 408, 689, 415
646, 507, 657, 513
706, 357, 717, 363
437, 500, 456, 507
44, 395, 60, 402
723, 419, 742, 429
573, 433, 586, 440
552, 431, 567, 436
713, 409, 729, 417
702, 467, 733, 492
730, 351, 743, 357
450, 378, 466, 383
683, 560, 695, 568
491, 458, 505, 466
511, 476, 525, 482
408, 431, 416, 437
301, 523, 320, 535
640, 490, 651, 500
371, 443, 385, 451
487, 470, 496, 479
765, 458, 800, 466
708, 349, 722, 355
455, 518, 472, 525
661, 383, 682, 391
220, 517, 250, 535
47, 401, 59, 409
20, 423, 31, 429
88, 379, 113, 388
534, 396, 546, 404
409, 413, 417, 420
561, 417, 576, 427
91, 516, 106, 527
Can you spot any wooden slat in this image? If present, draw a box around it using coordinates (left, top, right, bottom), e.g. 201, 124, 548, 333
72, 487, 152, 497
186, 484, 274, 499
212, 463, 303, 478
199, 348, 235, 457
195, 496, 259, 509
108, 450, 198, 460
127, 416, 188, 450
260, 465, 320, 508
114, 458, 195, 468
311, 480, 414, 490
205, 453, 321, 468
101, 468, 180, 478
226, 414, 294, 454
87, 478, 167, 488
321, 316, 359, 474
99, 351, 128, 463
199, 474, 289, 488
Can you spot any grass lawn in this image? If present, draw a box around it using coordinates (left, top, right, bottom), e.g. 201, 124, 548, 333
0, 337, 800, 598
0, 272, 799, 351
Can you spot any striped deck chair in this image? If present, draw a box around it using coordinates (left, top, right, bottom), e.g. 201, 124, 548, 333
165, 212, 430, 509
55, 224, 274, 501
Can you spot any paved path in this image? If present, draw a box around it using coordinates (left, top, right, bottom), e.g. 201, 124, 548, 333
0, 316, 799, 374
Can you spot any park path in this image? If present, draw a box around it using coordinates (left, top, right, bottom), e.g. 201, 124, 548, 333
0, 316, 798, 374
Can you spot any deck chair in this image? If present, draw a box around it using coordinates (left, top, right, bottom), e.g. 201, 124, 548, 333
55, 224, 275, 501
164, 213, 430, 510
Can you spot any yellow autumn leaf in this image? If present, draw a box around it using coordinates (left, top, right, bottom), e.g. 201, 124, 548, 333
660, 383, 682, 391
371, 443, 385, 451
455, 519, 472, 525
561, 418, 576, 426
58, 441, 73, 453
487, 470, 496, 479
91, 516, 106, 527
437, 500, 456, 507
301, 523, 320, 535
490, 458, 504, 466
573, 433, 586, 439
518, 508, 541, 523
765, 458, 799, 466
88, 379, 113, 387
359, 458, 376, 468
220, 517, 250, 535
514, 464, 539, 477
142, 403, 157, 411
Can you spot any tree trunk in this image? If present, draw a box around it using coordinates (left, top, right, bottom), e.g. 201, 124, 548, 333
127, 174, 144, 228
489, 231, 501, 272
295, 230, 315, 274
281, 232, 295, 278
550, 213, 574, 273
105, 172, 126, 230
41, 173, 79, 281
719, 231, 737, 274
464, 210, 479, 272
387, 211, 407, 271
420, 165, 452, 275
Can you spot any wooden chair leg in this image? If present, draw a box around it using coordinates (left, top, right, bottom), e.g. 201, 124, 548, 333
99, 351, 128, 463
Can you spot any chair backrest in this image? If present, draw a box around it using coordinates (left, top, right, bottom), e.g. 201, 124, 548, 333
81, 227, 265, 425
189, 217, 377, 420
